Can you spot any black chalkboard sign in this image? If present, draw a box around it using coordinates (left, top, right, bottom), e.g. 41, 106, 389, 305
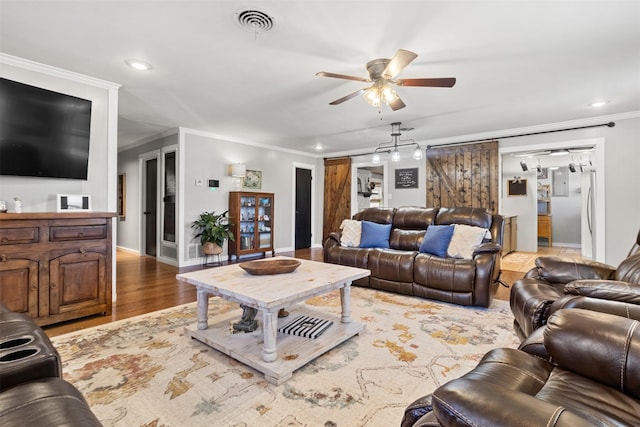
508, 179, 527, 196
395, 168, 419, 189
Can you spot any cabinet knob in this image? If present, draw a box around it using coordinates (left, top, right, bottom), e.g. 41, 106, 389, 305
1, 237, 8, 243
79, 248, 86, 254
0, 254, 6, 262
78, 232, 85, 237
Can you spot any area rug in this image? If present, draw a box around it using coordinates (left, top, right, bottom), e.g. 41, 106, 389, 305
51, 287, 519, 427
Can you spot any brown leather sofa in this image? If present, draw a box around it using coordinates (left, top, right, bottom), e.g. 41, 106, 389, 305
510, 229, 640, 340
0, 303, 102, 426
401, 309, 640, 427
323, 206, 504, 307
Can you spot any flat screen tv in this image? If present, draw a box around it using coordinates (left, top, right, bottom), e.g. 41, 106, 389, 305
0, 77, 92, 180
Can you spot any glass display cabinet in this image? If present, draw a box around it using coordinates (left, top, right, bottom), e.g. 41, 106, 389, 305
228, 191, 274, 261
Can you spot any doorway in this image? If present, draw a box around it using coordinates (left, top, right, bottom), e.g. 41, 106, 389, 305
500, 138, 605, 261
295, 167, 312, 249
351, 161, 388, 216
293, 163, 315, 249
144, 157, 158, 257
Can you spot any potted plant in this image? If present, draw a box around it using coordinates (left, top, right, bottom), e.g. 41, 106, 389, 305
191, 210, 235, 255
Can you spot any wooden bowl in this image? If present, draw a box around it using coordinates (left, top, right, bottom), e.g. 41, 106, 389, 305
239, 259, 301, 275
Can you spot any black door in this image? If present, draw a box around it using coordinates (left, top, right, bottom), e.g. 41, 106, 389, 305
295, 168, 312, 249
144, 158, 157, 256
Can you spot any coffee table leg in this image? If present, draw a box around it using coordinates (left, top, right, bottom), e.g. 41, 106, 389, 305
262, 310, 278, 362
340, 283, 351, 323
196, 288, 209, 330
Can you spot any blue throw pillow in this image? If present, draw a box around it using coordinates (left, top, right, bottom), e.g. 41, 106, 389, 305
359, 221, 392, 248
419, 225, 455, 257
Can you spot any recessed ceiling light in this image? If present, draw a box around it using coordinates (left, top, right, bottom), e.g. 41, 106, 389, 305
589, 101, 608, 107
126, 59, 152, 71
314, 144, 324, 151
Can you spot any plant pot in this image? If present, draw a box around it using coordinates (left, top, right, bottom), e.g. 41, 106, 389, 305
203, 242, 223, 255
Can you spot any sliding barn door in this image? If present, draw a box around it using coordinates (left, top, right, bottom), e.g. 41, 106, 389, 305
323, 158, 351, 242
426, 141, 499, 213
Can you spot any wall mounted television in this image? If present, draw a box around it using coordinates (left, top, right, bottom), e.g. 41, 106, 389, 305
0, 77, 92, 180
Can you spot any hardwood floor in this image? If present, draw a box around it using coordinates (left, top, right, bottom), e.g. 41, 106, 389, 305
44, 247, 584, 337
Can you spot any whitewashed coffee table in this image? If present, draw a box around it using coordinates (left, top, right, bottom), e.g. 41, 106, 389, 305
176, 256, 370, 384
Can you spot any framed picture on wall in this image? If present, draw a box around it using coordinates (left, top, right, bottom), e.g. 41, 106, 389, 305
57, 194, 92, 212
507, 179, 527, 196
537, 167, 548, 179
242, 170, 262, 190
395, 168, 419, 189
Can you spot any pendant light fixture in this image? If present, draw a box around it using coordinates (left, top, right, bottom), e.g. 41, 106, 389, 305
371, 122, 423, 163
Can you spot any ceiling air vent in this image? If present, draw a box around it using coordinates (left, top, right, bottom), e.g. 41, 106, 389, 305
234, 9, 275, 34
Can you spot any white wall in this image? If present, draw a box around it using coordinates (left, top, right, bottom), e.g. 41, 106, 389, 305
117, 128, 324, 266
501, 156, 538, 251
0, 55, 120, 213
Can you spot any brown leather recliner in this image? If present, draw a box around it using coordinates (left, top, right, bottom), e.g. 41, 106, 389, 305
510, 229, 640, 341
0, 303, 102, 426
401, 309, 640, 427
323, 206, 504, 307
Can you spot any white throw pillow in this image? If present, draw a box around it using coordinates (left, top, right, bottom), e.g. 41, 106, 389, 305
447, 224, 488, 259
340, 220, 362, 247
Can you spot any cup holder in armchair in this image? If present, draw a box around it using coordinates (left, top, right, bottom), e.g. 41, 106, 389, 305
0, 335, 35, 349
0, 325, 62, 392
0, 347, 41, 362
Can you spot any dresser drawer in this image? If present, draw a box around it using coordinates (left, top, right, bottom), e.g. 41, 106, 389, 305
49, 225, 107, 241
0, 227, 39, 245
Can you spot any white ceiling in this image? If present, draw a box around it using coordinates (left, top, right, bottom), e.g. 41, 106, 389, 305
1, 1, 639, 156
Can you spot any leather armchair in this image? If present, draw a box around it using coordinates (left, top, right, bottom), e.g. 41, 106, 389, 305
0, 303, 102, 426
402, 309, 640, 427
510, 229, 640, 340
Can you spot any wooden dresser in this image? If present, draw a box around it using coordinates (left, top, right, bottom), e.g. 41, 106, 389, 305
0, 212, 115, 326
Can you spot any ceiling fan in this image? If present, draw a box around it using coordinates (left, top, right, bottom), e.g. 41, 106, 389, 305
316, 49, 456, 111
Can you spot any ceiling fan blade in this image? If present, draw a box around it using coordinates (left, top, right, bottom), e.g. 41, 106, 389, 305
329, 88, 368, 105
396, 77, 457, 87
382, 49, 418, 79
316, 71, 370, 82
389, 97, 406, 111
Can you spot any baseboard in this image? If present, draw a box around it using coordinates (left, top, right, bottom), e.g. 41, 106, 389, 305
116, 246, 139, 255
550, 242, 581, 249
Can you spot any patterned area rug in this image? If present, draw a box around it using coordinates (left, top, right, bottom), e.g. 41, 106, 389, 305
51, 287, 519, 427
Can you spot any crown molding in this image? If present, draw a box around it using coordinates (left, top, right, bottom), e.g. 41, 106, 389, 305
0, 53, 120, 90
178, 127, 319, 159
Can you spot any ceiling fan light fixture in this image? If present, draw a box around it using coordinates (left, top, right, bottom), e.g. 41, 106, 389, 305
382, 85, 398, 103
363, 83, 398, 108
364, 88, 380, 107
